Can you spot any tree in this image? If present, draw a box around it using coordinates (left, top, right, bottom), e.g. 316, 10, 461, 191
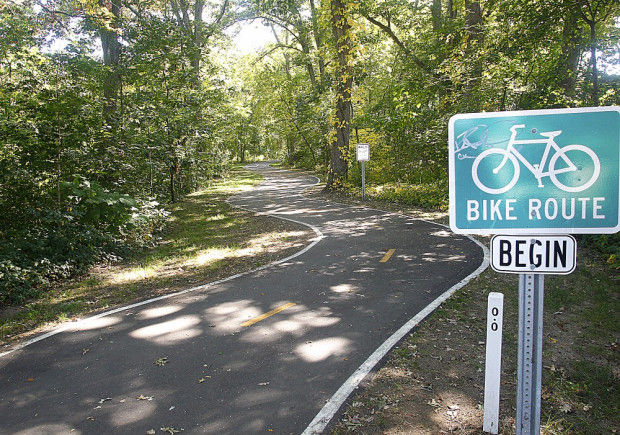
327, 0, 353, 187
575, 0, 618, 105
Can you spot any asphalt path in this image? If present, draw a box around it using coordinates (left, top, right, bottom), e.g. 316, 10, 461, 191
0, 163, 485, 434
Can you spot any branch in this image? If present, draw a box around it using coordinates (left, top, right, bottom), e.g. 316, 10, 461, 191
363, 14, 430, 73
209, 0, 229, 27
257, 43, 304, 61
169, 0, 187, 29
256, 15, 301, 44
204, 0, 230, 39
124, 2, 143, 20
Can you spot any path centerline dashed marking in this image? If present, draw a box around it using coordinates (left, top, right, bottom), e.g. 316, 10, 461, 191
241, 302, 296, 327
380, 249, 396, 263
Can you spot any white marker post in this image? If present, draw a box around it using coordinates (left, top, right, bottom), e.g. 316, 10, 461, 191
483, 292, 504, 434
356, 143, 369, 200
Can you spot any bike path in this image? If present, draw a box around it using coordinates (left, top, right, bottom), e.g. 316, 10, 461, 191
0, 163, 485, 434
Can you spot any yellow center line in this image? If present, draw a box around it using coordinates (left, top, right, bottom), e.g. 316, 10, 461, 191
380, 249, 396, 263
241, 302, 296, 327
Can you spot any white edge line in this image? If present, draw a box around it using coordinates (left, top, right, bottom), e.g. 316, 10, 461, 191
0, 172, 324, 359
302, 236, 489, 435
299, 167, 490, 434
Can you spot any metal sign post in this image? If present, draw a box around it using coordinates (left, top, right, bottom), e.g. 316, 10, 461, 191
356, 143, 370, 201
361, 161, 366, 200
516, 274, 544, 435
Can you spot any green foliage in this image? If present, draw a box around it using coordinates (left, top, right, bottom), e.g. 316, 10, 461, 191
0, 181, 168, 306
580, 233, 620, 265
0, 1, 236, 306
240, 0, 618, 233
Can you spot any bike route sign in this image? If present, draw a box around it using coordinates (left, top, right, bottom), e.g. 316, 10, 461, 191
449, 106, 619, 234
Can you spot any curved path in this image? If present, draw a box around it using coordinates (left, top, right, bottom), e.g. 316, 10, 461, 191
0, 164, 485, 434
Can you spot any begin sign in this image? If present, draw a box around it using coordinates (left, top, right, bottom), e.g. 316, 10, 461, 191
491, 235, 576, 275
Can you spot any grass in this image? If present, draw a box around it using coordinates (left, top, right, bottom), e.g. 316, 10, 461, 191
0, 167, 313, 346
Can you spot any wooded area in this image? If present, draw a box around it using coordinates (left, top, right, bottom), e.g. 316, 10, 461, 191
1, 0, 618, 304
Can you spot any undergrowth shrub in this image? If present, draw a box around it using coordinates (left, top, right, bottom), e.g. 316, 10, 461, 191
0, 178, 168, 306
343, 180, 449, 210
580, 233, 620, 266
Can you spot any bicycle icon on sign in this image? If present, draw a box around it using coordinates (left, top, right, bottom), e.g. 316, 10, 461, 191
471, 124, 601, 194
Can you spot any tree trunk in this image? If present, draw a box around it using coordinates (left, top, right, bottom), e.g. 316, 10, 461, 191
191, 0, 204, 84
99, 0, 122, 130
309, 0, 326, 88
327, 0, 352, 188
298, 32, 318, 88
557, 5, 580, 96
169, 165, 176, 203
463, 0, 483, 106
589, 21, 599, 105
286, 134, 294, 165
447, 0, 457, 19
431, 0, 442, 32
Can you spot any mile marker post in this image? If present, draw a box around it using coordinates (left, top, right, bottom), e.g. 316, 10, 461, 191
483, 292, 504, 434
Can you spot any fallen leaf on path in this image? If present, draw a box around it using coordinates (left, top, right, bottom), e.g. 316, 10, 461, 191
82, 348, 90, 355
160, 427, 181, 434
146, 430, 155, 435
198, 376, 211, 383
427, 399, 440, 407
26, 378, 34, 382
154, 357, 169, 366
137, 395, 154, 401
446, 409, 459, 418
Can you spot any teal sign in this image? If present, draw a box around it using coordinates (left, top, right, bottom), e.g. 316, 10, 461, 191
449, 107, 620, 234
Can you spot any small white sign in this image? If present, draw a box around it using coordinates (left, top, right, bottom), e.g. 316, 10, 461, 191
490, 235, 576, 274
483, 292, 504, 434
356, 143, 370, 162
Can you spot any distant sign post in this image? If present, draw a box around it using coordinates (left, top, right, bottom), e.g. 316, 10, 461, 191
357, 143, 370, 200
448, 107, 619, 435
